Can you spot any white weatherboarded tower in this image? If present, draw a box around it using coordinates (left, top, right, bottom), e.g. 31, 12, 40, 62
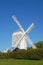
12, 31, 27, 50
12, 15, 36, 50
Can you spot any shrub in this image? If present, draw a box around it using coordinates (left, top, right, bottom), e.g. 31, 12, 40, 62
0, 48, 43, 60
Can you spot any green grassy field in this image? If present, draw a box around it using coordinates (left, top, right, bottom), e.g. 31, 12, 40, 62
0, 59, 43, 65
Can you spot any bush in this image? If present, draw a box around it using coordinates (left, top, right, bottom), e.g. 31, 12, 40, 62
14, 50, 27, 59
0, 52, 4, 59
26, 49, 42, 60
0, 48, 43, 60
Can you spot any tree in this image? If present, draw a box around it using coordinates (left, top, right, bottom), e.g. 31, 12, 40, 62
35, 41, 43, 48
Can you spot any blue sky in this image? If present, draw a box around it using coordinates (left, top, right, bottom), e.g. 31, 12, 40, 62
0, 0, 43, 51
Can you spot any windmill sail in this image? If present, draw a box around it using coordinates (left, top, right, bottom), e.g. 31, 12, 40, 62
12, 15, 37, 50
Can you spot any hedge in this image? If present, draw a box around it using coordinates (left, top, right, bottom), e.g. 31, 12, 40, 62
0, 48, 43, 60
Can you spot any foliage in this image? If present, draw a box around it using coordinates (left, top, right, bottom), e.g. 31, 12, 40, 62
0, 41, 43, 60
35, 41, 43, 48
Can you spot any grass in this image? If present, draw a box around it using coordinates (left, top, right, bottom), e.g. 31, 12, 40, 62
0, 59, 43, 65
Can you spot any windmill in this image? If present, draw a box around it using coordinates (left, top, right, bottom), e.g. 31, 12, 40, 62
4, 49, 8, 53
12, 16, 36, 50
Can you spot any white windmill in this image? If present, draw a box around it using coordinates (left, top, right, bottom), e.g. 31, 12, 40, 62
4, 49, 8, 53
12, 16, 36, 50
